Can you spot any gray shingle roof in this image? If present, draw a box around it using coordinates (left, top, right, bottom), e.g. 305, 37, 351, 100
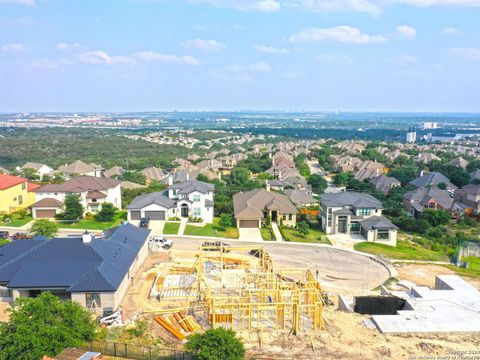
320, 192, 383, 209
168, 180, 214, 194
360, 216, 398, 230
409, 172, 457, 191
34, 176, 120, 193
0, 223, 150, 292
404, 188, 454, 211
127, 191, 175, 210
284, 189, 316, 206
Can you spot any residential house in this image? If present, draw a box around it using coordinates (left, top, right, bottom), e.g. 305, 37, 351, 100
0, 223, 150, 314
266, 175, 311, 192
21, 162, 54, 179
369, 175, 401, 195
409, 172, 457, 191
454, 185, 480, 215
403, 188, 462, 218
448, 157, 469, 169
334, 141, 366, 154
470, 169, 480, 182
284, 189, 316, 207
354, 161, 387, 181
32, 176, 121, 218
127, 180, 214, 223
415, 152, 441, 163
58, 160, 102, 178
103, 166, 124, 178
233, 188, 297, 228
0, 174, 37, 214
187, 154, 201, 161
319, 192, 397, 246
120, 181, 145, 190
385, 149, 409, 162
330, 155, 362, 173
141, 167, 168, 184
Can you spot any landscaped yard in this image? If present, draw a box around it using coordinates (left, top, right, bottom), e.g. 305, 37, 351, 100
449, 256, 480, 277
163, 222, 180, 235
354, 240, 450, 262
260, 227, 274, 241
59, 211, 127, 231
184, 218, 239, 239
0, 212, 33, 227
281, 227, 331, 244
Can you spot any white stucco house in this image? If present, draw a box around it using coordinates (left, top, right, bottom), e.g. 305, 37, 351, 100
31, 176, 122, 218
127, 180, 214, 223
320, 192, 397, 246
20, 162, 54, 179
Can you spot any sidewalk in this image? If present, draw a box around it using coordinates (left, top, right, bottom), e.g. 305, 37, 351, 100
178, 218, 188, 236
271, 222, 283, 242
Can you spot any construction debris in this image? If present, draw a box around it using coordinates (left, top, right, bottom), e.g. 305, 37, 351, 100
150, 245, 325, 336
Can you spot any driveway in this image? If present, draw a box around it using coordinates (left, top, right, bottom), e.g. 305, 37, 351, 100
238, 228, 263, 242
148, 221, 165, 236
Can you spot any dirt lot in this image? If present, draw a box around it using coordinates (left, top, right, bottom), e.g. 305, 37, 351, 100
394, 262, 480, 289
248, 306, 480, 360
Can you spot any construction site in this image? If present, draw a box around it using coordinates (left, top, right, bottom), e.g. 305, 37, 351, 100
137, 245, 324, 341
119, 245, 480, 359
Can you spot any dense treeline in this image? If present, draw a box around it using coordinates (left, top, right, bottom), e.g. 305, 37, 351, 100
0, 128, 195, 170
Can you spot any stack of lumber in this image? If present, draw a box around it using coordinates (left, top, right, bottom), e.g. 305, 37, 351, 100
154, 311, 201, 341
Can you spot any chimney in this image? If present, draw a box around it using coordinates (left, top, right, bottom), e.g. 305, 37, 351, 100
168, 175, 173, 186
266, 182, 271, 192
82, 231, 92, 244
420, 170, 424, 177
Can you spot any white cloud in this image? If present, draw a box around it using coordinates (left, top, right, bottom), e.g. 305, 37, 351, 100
442, 27, 461, 35
76, 50, 199, 66
26, 58, 71, 70
0, 0, 35, 5
394, 0, 480, 7
183, 38, 223, 52
316, 54, 354, 64
449, 47, 480, 62
390, 54, 418, 65
301, 0, 381, 15
77, 50, 135, 65
254, 44, 289, 54
191, 0, 281, 12
288, 26, 387, 44
56, 42, 83, 51
133, 51, 199, 65
1, 43, 27, 52
227, 62, 272, 72
395, 25, 417, 40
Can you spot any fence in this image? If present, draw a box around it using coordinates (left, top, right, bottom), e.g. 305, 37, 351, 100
80, 340, 196, 360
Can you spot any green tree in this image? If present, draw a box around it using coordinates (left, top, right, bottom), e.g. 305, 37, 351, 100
30, 219, 59, 238
63, 194, 84, 220
219, 213, 235, 228
95, 202, 117, 222
185, 328, 245, 360
119, 171, 146, 185
333, 172, 351, 185
22, 167, 40, 181
422, 209, 451, 227
228, 167, 252, 187
308, 174, 327, 193
297, 221, 310, 236
387, 166, 419, 183
0, 292, 95, 360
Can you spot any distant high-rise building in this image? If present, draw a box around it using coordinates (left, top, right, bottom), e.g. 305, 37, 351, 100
423, 122, 438, 129
406, 127, 416, 143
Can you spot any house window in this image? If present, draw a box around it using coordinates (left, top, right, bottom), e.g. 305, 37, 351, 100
350, 223, 360, 232
359, 208, 372, 216
193, 194, 201, 202
283, 215, 287, 221
85, 293, 102, 309
193, 207, 201, 217
18, 195, 23, 205
21, 182, 26, 190
377, 230, 390, 240
288, 214, 293, 220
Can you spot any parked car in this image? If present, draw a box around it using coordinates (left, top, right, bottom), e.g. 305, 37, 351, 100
0, 231, 9, 239
139, 217, 150, 228
149, 236, 173, 249
202, 241, 231, 252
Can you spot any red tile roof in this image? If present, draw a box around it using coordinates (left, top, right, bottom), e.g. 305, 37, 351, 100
0, 174, 27, 190
27, 183, 41, 192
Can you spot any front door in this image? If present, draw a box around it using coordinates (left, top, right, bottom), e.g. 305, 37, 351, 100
271, 211, 278, 222
338, 216, 348, 233
181, 204, 189, 217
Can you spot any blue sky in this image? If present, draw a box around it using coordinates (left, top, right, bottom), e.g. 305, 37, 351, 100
0, 0, 479, 112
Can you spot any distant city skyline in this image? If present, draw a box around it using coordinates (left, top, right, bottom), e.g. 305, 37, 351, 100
0, 0, 479, 112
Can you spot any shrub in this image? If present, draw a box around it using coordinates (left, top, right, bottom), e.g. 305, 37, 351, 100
30, 219, 59, 238
219, 213, 235, 228
185, 328, 245, 360
95, 203, 117, 222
